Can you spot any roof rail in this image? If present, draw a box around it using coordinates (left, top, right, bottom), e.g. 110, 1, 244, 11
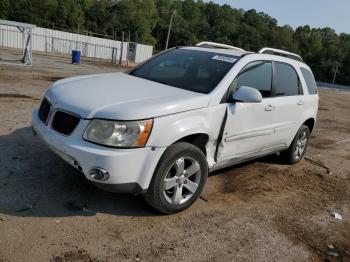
258, 47, 303, 62
196, 41, 245, 52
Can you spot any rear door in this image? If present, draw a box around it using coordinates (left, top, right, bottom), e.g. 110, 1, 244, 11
268, 61, 306, 146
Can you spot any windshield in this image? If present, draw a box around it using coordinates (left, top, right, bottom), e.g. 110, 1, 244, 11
129, 48, 239, 94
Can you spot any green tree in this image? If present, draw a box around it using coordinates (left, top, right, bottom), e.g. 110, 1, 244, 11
1, 0, 350, 85
55, 0, 68, 28
0, 0, 10, 19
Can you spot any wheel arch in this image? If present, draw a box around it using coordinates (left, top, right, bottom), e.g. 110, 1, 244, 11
173, 133, 209, 156
142, 131, 212, 191
303, 118, 315, 133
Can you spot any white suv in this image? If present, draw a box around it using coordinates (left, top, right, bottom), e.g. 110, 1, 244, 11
32, 42, 319, 214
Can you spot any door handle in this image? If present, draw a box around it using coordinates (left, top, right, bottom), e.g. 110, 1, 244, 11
265, 105, 275, 111
297, 100, 304, 105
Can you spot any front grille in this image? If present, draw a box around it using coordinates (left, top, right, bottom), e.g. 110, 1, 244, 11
51, 111, 80, 135
39, 98, 51, 123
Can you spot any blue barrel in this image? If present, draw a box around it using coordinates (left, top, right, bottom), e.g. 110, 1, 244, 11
71, 50, 81, 64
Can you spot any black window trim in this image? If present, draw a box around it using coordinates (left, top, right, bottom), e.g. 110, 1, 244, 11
223, 60, 273, 103
272, 61, 304, 97
222, 59, 304, 103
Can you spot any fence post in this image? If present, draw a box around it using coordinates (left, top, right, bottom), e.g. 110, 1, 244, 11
119, 31, 125, 65
22, 28, 25, 56
45, 35, 48, 55
112, 30, 115, 63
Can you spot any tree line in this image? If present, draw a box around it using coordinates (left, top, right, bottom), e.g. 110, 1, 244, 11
1, 0, 349, 85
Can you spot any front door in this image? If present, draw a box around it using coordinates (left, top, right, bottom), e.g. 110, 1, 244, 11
218, 61, 279, 161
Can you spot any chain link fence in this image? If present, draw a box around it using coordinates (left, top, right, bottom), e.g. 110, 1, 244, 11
0, 24, 153, 64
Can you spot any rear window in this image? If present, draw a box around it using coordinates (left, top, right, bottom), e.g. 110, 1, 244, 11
301, 68, 318, 94
274, 62, 301, 96
129, 49, 239, 94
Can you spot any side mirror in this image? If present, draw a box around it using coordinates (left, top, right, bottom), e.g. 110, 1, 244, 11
232, 86, 262, 103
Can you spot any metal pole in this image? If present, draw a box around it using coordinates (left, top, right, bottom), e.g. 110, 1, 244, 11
76, 23, 80, 50
22, 28, 25, 57
127, 30, 131, 63
165, 10, 175, 50
112, 30, 115, 63
332, 64, 339, 87
29, 28, 33, 65
119, 31, 125, 65
45, 35, 48, 55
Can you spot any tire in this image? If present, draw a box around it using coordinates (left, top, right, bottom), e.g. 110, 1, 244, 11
143, 142, 208, 214
281, 124, 310, 164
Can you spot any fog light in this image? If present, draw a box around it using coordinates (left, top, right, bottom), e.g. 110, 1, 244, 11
90, 168, 110, 181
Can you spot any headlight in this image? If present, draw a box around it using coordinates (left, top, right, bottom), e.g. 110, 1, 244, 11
83, 119, 153, 148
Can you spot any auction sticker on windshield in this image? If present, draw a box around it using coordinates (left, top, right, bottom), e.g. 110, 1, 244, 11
211, 55, 237, 63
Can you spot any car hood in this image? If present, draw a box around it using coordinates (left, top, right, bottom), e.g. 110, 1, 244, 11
45, 72, 210, 120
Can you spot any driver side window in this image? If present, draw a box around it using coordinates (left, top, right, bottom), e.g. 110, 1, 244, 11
230, 61, 273, 98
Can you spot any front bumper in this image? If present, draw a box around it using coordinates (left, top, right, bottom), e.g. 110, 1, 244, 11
31, 110, 166, 193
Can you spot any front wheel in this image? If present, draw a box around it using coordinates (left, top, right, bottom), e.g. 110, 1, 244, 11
281, 124, 310, 164
144, 142, 208, 214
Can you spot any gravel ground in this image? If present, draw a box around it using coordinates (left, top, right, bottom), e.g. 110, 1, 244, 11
0, 51, 349, 262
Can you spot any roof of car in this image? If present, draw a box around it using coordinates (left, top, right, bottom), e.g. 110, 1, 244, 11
183, 42, 305, 65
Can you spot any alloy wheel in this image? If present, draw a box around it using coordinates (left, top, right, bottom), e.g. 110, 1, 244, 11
163, 156, 201, 205
293, 130, 308, 160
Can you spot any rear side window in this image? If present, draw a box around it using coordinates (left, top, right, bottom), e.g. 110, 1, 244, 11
301, 68, 318, 94
234, 61, 272, 97
274, 62, 301, 96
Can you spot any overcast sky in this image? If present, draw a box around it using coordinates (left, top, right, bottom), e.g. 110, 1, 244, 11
212, 0, 350, 34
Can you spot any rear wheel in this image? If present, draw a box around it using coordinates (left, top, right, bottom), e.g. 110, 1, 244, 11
144, 142, 208, 214
281, 125, 310, 164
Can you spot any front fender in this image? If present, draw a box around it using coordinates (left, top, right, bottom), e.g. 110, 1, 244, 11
147, 105, 226, 167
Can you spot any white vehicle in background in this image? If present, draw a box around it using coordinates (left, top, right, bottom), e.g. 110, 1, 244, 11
32, 42, 319, 214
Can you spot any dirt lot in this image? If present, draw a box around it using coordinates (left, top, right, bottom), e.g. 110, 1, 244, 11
0, 52, 349, 262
